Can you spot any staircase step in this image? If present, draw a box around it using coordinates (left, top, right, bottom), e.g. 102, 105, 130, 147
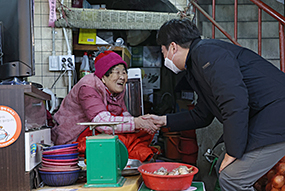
202, 21, 279, 38
214, 38, 280, 60
197, 0, 284, 69
197, 0, 284, 10
199, 4, 283, 22
197, 0, 251, 5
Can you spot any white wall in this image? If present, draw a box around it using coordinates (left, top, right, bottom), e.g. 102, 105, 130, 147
29, 0, 73, 98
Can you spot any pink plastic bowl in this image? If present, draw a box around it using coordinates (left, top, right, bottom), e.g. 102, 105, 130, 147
42, 160, 78, 166
42, 158, 78, 163
138, 162, 199, 191
42, 148, 78, 155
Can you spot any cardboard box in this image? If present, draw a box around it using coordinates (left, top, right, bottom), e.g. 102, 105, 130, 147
78, 28, 97, 45
141, 68, 160, 89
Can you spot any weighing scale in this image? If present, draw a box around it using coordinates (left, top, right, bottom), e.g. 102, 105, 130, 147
77, 122, 129, 188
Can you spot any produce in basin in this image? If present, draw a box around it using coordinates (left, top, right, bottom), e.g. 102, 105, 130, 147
152, 166, 194, 176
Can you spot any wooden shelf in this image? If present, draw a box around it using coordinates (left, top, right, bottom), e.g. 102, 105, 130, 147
74, 43, 125, 51
73, 43, 131, 67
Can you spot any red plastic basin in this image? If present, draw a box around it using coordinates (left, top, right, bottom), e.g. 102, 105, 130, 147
138, 162, 198, 191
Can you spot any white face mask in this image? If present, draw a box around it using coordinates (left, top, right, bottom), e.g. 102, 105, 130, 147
164, 48, 182, 74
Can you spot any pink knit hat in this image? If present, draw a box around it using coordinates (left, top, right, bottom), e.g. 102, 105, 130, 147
94, 51, 128, 79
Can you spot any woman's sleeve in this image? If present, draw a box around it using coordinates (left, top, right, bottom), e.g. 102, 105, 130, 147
122, 111, 132, 116
78, 86, 136, 134
92, 111, 136, 134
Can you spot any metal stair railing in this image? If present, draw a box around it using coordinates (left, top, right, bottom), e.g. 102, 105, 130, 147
190, 0, 285, 72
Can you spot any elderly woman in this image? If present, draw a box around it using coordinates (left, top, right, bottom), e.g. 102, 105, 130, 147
51, 51, 158, 162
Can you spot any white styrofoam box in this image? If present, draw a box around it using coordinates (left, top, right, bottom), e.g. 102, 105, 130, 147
25, 128, 51, 171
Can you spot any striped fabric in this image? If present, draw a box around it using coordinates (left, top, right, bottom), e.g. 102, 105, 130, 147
93, 111, 135, 134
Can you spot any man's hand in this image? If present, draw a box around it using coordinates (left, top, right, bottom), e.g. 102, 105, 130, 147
142, 114, 167, 128
134, 116, 159, 134
219, 153, 236, 173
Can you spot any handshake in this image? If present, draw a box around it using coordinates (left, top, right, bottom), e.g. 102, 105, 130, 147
134, 114, 167, 134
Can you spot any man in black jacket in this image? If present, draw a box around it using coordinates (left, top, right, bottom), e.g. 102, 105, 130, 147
149, 18, 285, 190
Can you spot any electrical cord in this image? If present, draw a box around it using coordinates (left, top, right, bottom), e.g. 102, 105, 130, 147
50, 66, 67, 89
66, 57, 77, 84
73, 66, 77, 84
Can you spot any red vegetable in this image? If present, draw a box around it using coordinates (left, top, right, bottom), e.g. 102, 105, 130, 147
265, 183, 272, 191
271, 187, 280, 191
277, 163, 285, 175
268, 169, 277, 181
272, 175, 285, 189
281, 185, 285, 191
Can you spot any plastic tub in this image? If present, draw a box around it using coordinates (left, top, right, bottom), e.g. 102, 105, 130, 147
39, 167, 80, 172
42, 150, 78, 156
42, 148, 78, 155
43, 143, 78, 151
163, 132, 181, 160
42, 153, 79, 160
138, 162, 198, 191
42, 158, 78, 163
39, 170, 80, 186
42, 160, 78, 166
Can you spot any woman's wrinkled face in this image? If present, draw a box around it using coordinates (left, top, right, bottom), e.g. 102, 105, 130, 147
102, 64, 128, 95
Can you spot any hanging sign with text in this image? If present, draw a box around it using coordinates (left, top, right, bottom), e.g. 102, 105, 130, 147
49, 0, 57, 27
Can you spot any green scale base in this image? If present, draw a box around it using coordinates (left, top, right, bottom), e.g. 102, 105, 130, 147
84, 176, 126, 188
84, 134, 128, 188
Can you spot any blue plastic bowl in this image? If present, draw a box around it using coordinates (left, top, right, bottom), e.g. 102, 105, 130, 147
39, 170, 80, 186
43, 143, 78, 151
42, 153, 79, 160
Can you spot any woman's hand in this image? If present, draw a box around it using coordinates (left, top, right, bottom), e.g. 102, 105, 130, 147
219, 153, 236, 173
142, 114, 167, 128
134, 116, 159, 134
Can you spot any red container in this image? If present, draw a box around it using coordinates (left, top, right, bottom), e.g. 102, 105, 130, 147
163, 132, 181, 160
180, 129, 196, 139
138, 162, 199, 191
179, 137, 198, 164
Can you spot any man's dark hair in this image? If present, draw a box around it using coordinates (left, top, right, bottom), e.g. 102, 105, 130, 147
156, 18, 201, 49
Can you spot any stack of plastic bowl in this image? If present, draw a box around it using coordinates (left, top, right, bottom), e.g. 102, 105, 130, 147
39, 143, 80, 186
